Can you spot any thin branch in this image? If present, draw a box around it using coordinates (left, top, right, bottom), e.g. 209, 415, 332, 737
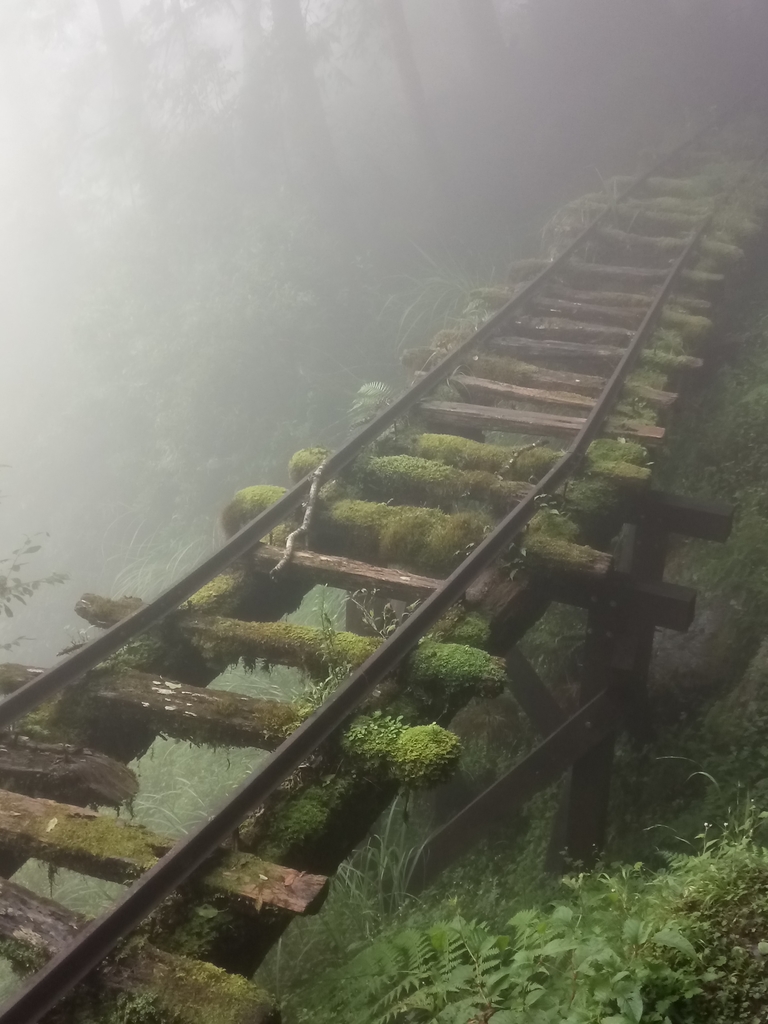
270, 458, 330, 577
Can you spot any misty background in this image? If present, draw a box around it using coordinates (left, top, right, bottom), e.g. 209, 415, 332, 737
1, 0, 765, 664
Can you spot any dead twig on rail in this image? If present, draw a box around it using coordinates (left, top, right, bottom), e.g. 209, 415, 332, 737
271, 460, 330, 577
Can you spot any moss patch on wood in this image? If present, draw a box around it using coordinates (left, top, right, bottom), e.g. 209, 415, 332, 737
342, 714, 462, 788
182, 616, 505, 705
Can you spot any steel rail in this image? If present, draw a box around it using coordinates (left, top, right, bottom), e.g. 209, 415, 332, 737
0, 118, 721, 734
0, 220, 707, 1024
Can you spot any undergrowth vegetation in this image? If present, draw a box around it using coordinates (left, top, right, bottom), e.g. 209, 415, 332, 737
277, 807, 768, 1024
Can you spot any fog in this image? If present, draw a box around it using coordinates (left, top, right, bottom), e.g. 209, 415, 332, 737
1, 0, 766, 664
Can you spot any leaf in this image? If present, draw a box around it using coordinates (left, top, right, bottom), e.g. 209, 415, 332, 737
617, 986, 643, 1023
758, 940, 768, 955
622, 917, 651, 945
45, 817, 58, 833
540, 936, 579, 956
651, 928, 697, 959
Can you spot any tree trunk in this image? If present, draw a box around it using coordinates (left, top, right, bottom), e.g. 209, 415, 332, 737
455, 0, 509, 89
380, 0, 442, 175
94, 0, 135, 101
270, 0, 345, 212
241, 0, 281, 191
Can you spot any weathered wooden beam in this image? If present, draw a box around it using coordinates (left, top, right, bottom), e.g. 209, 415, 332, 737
252, 544, 441, 601
531, 297, 643, 327
632, 490, 734, 543
0, 788, 327, 916
505, 646, 566, 737
487, 336, 625, 365
0, 877, 278, 1024
0, 735, 138, 808
512, 316, 634, 347
420, 400, 665, 444
598, 225, 688, 257
545, 575, 696, 632
447, 373, 595, 411
87, 671, 298, 752
624, 383, 677, 409
563, 261, 668, 288
416, 359, 608, 398
547, 284, 711, 314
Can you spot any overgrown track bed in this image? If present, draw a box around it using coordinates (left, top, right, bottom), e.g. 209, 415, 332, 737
1, 113, 767, 1023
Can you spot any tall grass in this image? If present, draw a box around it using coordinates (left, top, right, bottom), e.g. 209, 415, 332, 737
262, 798, 425, 1012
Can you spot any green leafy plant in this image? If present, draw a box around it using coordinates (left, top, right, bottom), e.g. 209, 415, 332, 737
350, 382, 395, 427
311, 875, 698, 1024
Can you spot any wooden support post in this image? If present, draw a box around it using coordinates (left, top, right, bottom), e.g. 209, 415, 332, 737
505, 647, 565, 737
408, 690, 625, 892
554, 490, 733, 869
410, 490, 734, 888
559, 604, 620, 869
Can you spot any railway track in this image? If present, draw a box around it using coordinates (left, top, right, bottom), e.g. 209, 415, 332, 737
0, 111, 767, 1022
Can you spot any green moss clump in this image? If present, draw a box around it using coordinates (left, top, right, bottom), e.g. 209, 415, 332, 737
428, 608, 491, 649
186, 616, 378, 678
355, 454, 527, 512
565, 477, 623, 521
640, 328, 706, 373
183, 571, 246, 617
323, 499, 490, 575
407, 641, 505, 705
610, 397, 658, 429
262, 776, 354, 856
661, 309, 713, 344
681, 268, 724, 291
155, 956, 275, 1024
289, 447, 331, 482
358, 454, 468, 501
525, 510, 609, 574
411, 433, 561, 483
623, 366, 669, 394
641, 349, 702, 373
699, 238, 744, 266
342, 714, 461, 787
430, 325, 474, 353
468, 287, 512, 311
221, 485, 287, 537
16, 699, 67, 743
412, 433, 511, 474
585, 438, 651, 488
511, 446, 562, 481
392, 724, 462, 787
0, 936, 48, 974
39, 813, 162, 876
